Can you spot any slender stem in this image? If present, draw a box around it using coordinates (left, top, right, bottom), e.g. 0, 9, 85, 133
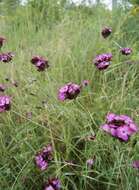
112, 40, 122, 48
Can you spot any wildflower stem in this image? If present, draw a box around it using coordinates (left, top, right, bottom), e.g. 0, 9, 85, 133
112, 40, 122, 48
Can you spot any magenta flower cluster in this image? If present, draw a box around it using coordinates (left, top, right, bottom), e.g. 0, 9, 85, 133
31, 56, 49, 71
35, 144, 53, 171
0, 52, 14, 63
35, 145, 61, 189
94, 53, 112, 70
0, 96, 11, 112
120, 47, 132, 55
101, 113, 138, 141
44, 178, 61, 190
58, 82, 81, 101
101, 26, 112, 38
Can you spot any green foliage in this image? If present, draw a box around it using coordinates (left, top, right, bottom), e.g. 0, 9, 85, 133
2, 0, 20, 14
28, 0, 67, 24
129, 0, 139, 5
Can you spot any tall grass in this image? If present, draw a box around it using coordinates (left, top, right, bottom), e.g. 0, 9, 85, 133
0, 3, 139, 190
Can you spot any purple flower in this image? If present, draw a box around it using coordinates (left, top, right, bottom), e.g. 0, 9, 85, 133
35, 144, 53, 171
120, 48, 132, 55
31, 56, 49, 71
0, 84, 6, 92
101, 27, 112, 38
82, 80, 90, 87
58, 82, 81, 101
0, 52, 14, 63
86, 159, 94, 167
94, 53, 112, 63
101, 113, 138, 141
132, 160, 139, 169
0, 37, 6, 48
96, 61, 111, 70
44, 178, 61, 190
93, 53, 112, 70
0, 96, 11, 112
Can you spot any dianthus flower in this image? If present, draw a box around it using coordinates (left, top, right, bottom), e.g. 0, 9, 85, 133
0, 52, 14, 63
101, 27, 112, 38
101, 113, 138, 141
31, 56, 49, 71
0, 37, 6, 48
35, 144, 53, 171
44, 178, 61, 190
93, 53, 112, 70
120, 48, 132, 55
58, 82, 81, 101
0, 96, 11, 112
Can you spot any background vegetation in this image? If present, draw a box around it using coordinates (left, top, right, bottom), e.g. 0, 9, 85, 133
0, 0, 139, 189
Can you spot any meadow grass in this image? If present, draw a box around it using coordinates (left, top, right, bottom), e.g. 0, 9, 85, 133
0, 4, 139, 190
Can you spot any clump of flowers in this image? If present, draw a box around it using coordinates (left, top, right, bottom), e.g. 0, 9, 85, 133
58, 82, 81, 101
101, 27, 112, 38
0, 52, 14, 63
44, 178, 61, 190
93, 53, 112, 70
35, 144, 53, 171
0, 96, 11, 112
31, 56, 49, 71
101, 113, 138, 141
132, 160, 139, 169
120, 48, 132, 55
0, 37, 6, 48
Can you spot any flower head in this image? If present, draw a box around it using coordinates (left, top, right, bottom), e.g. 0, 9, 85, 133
0, 96, 11, 112
44, 178, 61, 190
120, 48, 132, 55
31, 56, 49, 71
35, 144, 53, 171
0, 52, 14, 63
93, 53, 112, 70
82, 80, 90, 87
94, 53, 112, 63
58, 82, 81, 101
101, 27, 112, 38
0, 37, 6, 48
132, 160, 139, 169
86, 159, 94, 167
101, 113, 138, 141
96, 61, 111, 70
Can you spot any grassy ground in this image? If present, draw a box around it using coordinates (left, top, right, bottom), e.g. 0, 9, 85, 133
0, 4, 139, 190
